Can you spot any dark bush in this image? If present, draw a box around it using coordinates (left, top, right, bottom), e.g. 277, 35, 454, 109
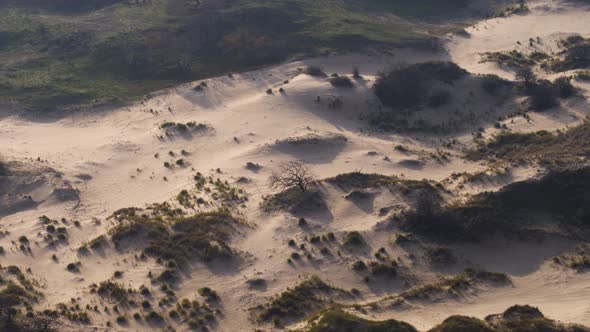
330, 76, 354, 88
343, 231, 364, 246
369, 262, 397, 278
374, 61, 466, 109
305, 65, 325, 77
430, 315, 495, 332
481, 74, 511, 94
427, 90, 452, 108
528, 80, 558, 110
553, 76, 575, 98
352, 260, 366, 271
305, 309, 417, 332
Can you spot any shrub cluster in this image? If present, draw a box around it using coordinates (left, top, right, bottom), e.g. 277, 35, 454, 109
374, 61, 466, 109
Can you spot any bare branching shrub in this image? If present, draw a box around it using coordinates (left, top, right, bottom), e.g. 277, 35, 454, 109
269, 160, 315, 193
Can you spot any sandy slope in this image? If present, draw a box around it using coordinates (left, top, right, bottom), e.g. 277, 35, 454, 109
1, 0, 590, 331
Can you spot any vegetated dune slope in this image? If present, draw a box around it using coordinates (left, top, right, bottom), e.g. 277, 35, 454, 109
0, 0, 590, 331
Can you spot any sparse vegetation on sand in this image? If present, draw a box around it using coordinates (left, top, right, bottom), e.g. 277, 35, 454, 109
494, 3, 529, 17
398, 269, 511, 302
553, 244, 590, 272
108, 207, 243, 266
402, 167, 590, 241
550, 35, 590, 72
304, 309, 417, 332
159, 121, 209, 133
481, 50, 544, 69
92, 280, 131, 304
467, 121, 590, 166
325, 172, 398, 189
576, 70, 590, 81
0, 266, 49, 330
250, 276, 349, 326
325, 171, 441, 194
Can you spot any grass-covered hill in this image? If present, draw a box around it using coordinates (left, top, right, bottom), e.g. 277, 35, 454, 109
0, 0, 500, 110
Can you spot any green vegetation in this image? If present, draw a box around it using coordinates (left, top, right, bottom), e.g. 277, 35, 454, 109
261, 187, 326, 213
93, 280, 130, 304
485, 305, 590, 332
495, 3, 529, 17
304, 309, 417, 332
468, 121, 590, 166
325, 172, 441, 198
325, 172, 398, 190
343, 231, 364, 246
429, 315, 496, 332
402, 168, 590, 241
0, 266, 47, 330
250, 276, 349, 325
0, 0, 486, 109
576, 70, 590, 81
398, 269, 510, 302
481, 50, 543, 69
159, 121, 208, 133
302, 305, 588, 332
299, 298, 586, 332
108, 207, 243, 266
374, 61, 467, 109
171, 297, 218, 330
197, 287, 219, 302
553, 244, 590, 272
550, 35, 590, 72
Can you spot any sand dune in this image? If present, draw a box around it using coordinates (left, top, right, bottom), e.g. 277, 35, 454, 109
1, 0, 590, 331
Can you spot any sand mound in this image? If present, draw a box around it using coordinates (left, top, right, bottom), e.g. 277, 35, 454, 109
275, 132, 348, 148
0, 159, 79, 216
269, 132, 348, 161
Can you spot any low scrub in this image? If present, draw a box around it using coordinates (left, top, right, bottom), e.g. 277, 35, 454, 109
401, 168, 590, 241
550, 35, 590, 72
261, 187, 326, 213
374, 61, 466, 109
552, 244, 590, 272
304, 309, 417, 332
160, 121, 209, 133
109, 208, 243, 266
481, 74, 512, 95
302, 305, 587, 332
325, 172, 440, 196
481, 50, 538, 69
467, 122, 590, 167
250, 276, 349, 325
325, 172, 398, 190
400, 269, 510, 302
329, 76, 354, 88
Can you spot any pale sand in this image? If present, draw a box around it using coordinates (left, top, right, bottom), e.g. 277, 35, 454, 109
0, 1, 589, 331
